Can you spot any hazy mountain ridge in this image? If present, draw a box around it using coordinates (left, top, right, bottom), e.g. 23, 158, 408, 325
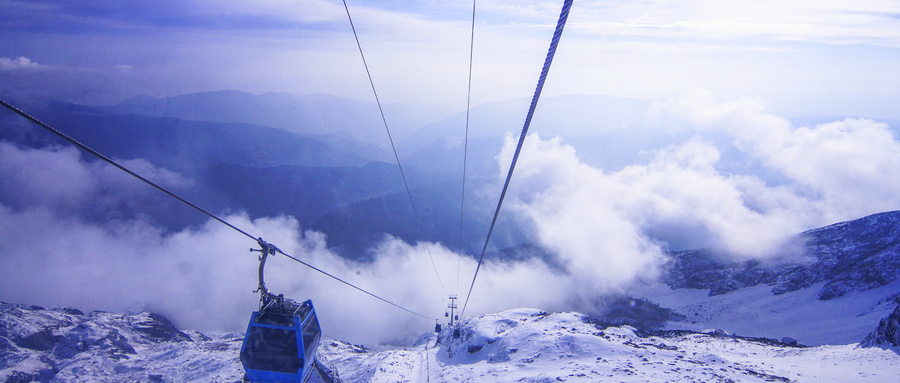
103, 90, 455, 147
310, 175, 535, 258
399, 95, 664, 174
400, 94, 653, 145
199, 161, 428, 229
1, 101, 449, 248
5, 92, 900, 265
664, 210, 900, 300
1, 93, 680, 255
10, 92, 900, 259
1, 102, 385, 171
312, 178, 480, 259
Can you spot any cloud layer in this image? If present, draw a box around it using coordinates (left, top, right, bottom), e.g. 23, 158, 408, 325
2, 91, 900, 345
504, 90, 900, 263
0, 57, 42, 72
0, 141, 573, 344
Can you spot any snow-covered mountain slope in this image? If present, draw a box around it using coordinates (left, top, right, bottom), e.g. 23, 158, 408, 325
664, 210, 900, 300
634, 210, 900, 346
319, 308, 900, 383
3, 303, 899, 382
637, 280, 900, 346
0, 302, 245, 382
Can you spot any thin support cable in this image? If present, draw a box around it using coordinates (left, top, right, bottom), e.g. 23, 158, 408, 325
274, 248, 435, 320
342, 0, 447, 296
0, 98, 436, 322
0, 99, 257, 242
457, 0, 477, 296
460, 0, 573, 318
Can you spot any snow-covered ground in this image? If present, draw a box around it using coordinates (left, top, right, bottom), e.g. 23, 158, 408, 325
3, 303, 899, 382
318, 308, 900, 383
634, 280, 900, 346
0, 304, 246, 382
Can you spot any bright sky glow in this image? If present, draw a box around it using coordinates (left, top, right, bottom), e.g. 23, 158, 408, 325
1, 0, 899, 118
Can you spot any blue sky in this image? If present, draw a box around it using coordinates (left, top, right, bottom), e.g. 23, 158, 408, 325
2, 0, 900, 118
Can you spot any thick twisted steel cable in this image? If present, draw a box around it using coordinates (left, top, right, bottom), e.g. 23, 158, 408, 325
459, 0, 573, 318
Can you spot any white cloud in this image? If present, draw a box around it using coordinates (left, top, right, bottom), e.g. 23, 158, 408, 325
0, 143, 94, 211
0, 193, 581, 345
498, 90, 900, 265
658, 89, 900, 223
0, 143, 193, 216
204, 0, 345, 23
0, 57, 42, 72
753, 119, 900, 218
499, 134, 667, 286
500, 132, 796, 264
571, 0, 900, 47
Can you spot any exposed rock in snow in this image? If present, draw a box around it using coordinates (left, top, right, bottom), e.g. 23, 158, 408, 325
861, 304, 900, 348
664, 210, 900, 300
644, 211, 900, 346
0, 302, 245, 382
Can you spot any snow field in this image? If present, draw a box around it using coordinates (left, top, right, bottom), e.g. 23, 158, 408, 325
318, 308, 900, 382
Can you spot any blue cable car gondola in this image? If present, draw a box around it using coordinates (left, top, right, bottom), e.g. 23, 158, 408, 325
241, 239, 321, 383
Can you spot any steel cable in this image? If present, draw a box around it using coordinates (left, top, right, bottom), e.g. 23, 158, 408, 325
341, 0, 449, 296
459, 0, 573, 317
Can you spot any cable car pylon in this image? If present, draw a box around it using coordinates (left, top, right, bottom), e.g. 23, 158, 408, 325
444, 295, 461, 338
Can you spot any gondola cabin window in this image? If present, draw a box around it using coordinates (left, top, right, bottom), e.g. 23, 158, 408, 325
242, 326, 303, 374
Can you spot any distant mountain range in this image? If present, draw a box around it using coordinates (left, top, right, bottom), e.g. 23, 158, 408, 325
0, 93, 529, 256
102, 90, 456, 147
3, 91, 900, 258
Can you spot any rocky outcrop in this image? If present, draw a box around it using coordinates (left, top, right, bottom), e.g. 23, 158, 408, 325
861, 304, 900, 348
130, 312, 192, 343
663, 210, 900, 300
0, 302, 241, 382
